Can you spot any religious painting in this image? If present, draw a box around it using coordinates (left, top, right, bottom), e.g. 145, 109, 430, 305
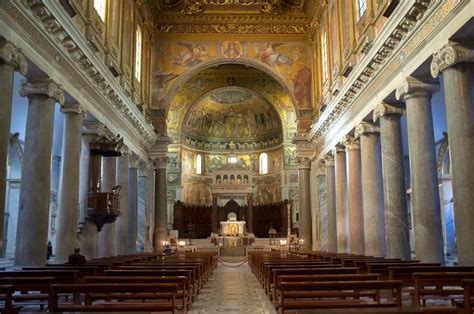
221, 41, 244, 59
254, 43, 292, 66
173, 43, 210, 67
293, 67, 312, 109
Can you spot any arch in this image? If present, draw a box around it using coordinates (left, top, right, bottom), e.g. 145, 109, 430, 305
163, 57, 299, 117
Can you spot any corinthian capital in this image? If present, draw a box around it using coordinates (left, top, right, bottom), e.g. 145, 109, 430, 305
395, 76, 439, 101
0, 40, 28, 75
341, 135, 360, 151
324, 153, 334, 167
153, 156, 169, 169
296, 156, 312, 170
61, 102, 87, 116
19, 79, 65, 105
373, 102, 405, 122
355, 122, 380, 138
431, 42, 474, 78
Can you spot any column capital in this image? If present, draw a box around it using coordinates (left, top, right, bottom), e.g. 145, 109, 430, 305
355, 122, 380, 138
395, 76, 439, 101
431, 42, 474, 77
83, 121, 107, 137
138, 160, 150, 175
61, 102, 87, 117
19, 79, 65, 105
0, 40, 28, 75
332, 143, 345, 155
296, 156, 312, 170
373, 102, 405, 122
324, 153, 334, 167
153, 156, 169, 169
129, 152, 139, 169
341, 135, 360, 151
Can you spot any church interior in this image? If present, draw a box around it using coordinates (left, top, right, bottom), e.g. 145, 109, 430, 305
1, 0, 474, 312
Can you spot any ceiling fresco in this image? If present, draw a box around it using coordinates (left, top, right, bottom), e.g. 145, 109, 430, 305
152, 40, 311, 111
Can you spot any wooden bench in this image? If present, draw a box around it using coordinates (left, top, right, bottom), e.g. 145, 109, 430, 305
389, 266, 474, 286
279, 280, 403, 314
48, 283, 178, 313
84, 276, 189, 312
462, 279, 474, 313
0, 285, 15, 314
366, 263, 441, 278
412, 272, 474, 312
0, 277, 55, 310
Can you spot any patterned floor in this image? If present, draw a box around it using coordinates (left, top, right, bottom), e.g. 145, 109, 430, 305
188, 258, 276, 314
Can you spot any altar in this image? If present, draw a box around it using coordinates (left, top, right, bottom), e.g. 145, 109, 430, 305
220, 220, 246, 236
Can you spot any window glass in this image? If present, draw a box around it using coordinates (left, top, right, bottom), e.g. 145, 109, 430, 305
94, 0, 106, 21
259, 153, 268, 175
134, 26, 142, 81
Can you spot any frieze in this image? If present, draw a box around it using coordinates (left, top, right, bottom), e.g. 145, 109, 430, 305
155, 23, 310, 34
308, 0, 446, 149
18, 0, 156, 148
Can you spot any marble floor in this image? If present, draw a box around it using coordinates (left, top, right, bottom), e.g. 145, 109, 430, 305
188, 258, 276, 314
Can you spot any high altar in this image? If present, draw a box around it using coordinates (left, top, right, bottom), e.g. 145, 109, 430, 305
220, 220, 246, 236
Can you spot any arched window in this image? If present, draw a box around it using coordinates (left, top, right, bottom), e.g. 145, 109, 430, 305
357, 0, 367, 19
321, 31, 329, 83
94, 0, 107, 22
134, 25, 142, 81
259, 153, 268, 175
196, 154, 202, 175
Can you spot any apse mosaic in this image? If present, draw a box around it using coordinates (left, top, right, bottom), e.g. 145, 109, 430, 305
152, 40, 311, 110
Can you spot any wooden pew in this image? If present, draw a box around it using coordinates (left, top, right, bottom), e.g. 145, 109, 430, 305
263, 263, 336, 291
462, 279, 474, 313
48, 283, 178, 313
0, 277, 54, 310
279, 280, 403, 314
412, 272, 474, 312
84, 276, 189, 312
0, 270, 79, 284
389, 266, 474, 286
0, 285, 15, 314
366, 263, 441, 278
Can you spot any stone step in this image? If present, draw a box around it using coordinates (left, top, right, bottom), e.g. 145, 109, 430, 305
0, 258, 14, 269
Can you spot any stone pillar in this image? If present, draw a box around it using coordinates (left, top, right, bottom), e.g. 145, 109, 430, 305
355, 122, 386, 257
431, 43, 474, 265
54, 103, 86, 262
396, 77, 444, 263
297, 156, 312, 250
153, 156, 168, 252
324, 154, 337, 252
342, 135, 365, 255
247, 193, 253, 234
78, 123, 106, 259
127, 154, 139, 254
0, 40, 27, 256
15, 79, 64, 266
334, 145, 348, 253
98, 156, 117, 257
144, 160, 155, 252
211, 194, 218, 234
373, 103, 410, 260
312, 160, 325, 251
114, 152, 129, 255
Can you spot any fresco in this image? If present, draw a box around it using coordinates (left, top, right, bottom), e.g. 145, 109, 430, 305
152, 40, 311, 110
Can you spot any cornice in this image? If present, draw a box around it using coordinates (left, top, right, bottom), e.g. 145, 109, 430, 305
307, 0, 437, 143
16, 0, 157, 149
154, 21, 311, 34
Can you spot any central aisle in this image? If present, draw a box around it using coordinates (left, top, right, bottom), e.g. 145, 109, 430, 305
188, 258, 276, 314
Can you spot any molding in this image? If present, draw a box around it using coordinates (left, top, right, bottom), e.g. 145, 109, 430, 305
11, 0, 157, 152
0, 39, 28, 75
19, 79, 65, 105
431, 41, 474, 77
307, 0, 437, 142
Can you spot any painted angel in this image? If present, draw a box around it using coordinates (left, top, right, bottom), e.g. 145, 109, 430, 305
256, 43, 293, 66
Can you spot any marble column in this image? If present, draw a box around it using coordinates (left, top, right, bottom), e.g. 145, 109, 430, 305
54, 103, 86, 262
15, 79, 64, 266
153, 156, 168, 252
312, 160, 325, 251
114, 152, 129, 255
247, 193, 254, 234
334, 145, 348, 253
342, 135, 365, 255
0, 40, 27, 256
78, 123, 106, 259
98, 156, 117, 257
144, 160, 155, 252
127, 154, 139, 254
325, 154, 337, 252
373, 103, 410, 260
211, 194, 218, 234
297, 156, 312, 250
396, 77, 444, 264
431, 43, 474, 265
355, 122, 386, 257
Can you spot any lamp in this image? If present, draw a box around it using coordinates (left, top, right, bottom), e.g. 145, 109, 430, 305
178, 241, 186, 247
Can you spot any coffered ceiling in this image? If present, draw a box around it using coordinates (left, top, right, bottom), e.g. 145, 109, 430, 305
146, 0, 320, 34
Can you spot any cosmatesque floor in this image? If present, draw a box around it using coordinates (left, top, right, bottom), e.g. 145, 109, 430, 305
188, 258, 276, 314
